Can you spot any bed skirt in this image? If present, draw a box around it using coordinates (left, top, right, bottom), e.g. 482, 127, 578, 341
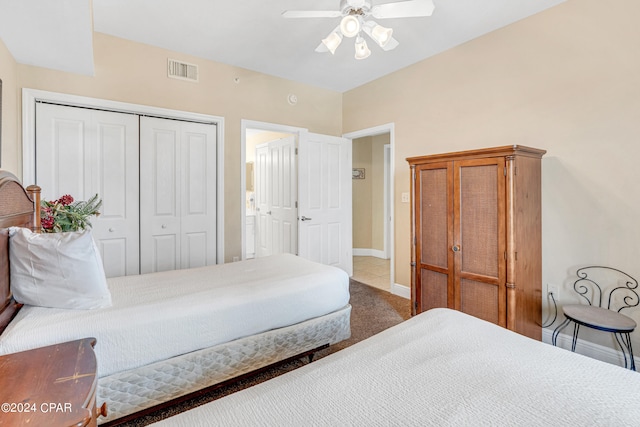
97, 304, 351, 424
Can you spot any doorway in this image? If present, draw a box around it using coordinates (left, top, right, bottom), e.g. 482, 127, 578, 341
241, 120, 353, 276
344, 124, 396, 296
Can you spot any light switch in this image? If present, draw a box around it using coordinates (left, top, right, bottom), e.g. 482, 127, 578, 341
401, 192, 410, 203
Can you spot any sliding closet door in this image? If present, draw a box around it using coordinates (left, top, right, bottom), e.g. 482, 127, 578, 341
140, 117, 216, 274
35, 103, 140, 278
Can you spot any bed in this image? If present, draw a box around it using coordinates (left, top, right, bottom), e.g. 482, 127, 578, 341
0, 170, 351, 425
151, 307, 640, 426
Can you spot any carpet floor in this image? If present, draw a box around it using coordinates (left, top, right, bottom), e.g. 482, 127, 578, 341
119, 279, 411, 426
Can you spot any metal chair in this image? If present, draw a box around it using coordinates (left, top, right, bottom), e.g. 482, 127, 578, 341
552, 266, 638, 370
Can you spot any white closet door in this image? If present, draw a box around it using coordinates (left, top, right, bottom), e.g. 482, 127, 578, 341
35, 103, 140, 278
140, 117, 216, 274
180, 121, 217, 269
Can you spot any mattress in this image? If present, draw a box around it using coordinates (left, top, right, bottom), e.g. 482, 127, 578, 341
0, 254, 349, 377
98, 304, 351, 424
151, 308, 640, 426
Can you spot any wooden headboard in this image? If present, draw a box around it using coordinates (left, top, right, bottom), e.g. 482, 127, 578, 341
0, 170, 41, 334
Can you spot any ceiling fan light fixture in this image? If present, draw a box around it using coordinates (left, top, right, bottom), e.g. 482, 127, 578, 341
322, 31, 343, 55
340, 15, 361, 38
371, 23, 393, 47
354, 36, 371, 60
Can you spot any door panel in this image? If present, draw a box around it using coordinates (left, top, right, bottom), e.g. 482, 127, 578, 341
255, 144, 271, 257
458, 164, 499, 277
140, 117, 216, 274
35, 103, 140, 278
453, 158, 506, 325
180, 122, 217, 269
415, 162, 454, 311
298, 133, 352, 276
420, 269, 449, 311
254, 137, 297, 257
460, 278, 500, 324
140, 121, 181, 273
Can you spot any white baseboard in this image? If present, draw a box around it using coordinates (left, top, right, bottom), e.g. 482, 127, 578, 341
353, 248, 387, 259
391, 283, 410, 300
542, 328, 638, 369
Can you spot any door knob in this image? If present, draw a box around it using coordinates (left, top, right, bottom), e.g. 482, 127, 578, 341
452, 245, 461, 252
161, 224, 167, 229
108, 228, 115, 232
300, 216, 312, 221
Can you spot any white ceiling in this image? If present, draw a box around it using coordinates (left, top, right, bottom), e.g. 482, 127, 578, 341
0, 0, 565, 92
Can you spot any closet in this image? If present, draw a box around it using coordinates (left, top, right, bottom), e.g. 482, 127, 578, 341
139, 117, 217, 274
407, 146, 545, 340
35, 103, 217, 277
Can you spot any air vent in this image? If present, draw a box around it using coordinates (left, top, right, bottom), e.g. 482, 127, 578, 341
168, 58, 199, 82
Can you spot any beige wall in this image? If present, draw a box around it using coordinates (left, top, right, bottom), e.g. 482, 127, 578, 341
370, 134, 388, 252
344, 0, 640, 350
3, 0, 639, 352
352, 134, 388, 252
352, 137, 373, 249
5, 33, 342, 261
246, 131, 292, 163
0, 37, 18, 172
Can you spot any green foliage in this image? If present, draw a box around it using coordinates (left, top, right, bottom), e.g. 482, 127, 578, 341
40, 194, 102, 233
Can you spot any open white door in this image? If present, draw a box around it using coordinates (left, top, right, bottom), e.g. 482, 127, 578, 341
298, 132, 353, 276
255, 137, 298, 258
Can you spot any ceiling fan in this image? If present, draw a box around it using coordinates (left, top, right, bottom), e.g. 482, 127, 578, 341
282, 0, 435, 60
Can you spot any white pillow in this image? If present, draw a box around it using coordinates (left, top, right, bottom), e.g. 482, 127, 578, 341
8, 227, 112, 310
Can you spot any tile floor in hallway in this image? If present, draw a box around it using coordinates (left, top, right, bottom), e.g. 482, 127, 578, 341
352, 256, 391, 292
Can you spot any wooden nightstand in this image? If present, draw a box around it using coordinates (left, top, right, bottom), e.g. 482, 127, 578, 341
0, 338, 107, 426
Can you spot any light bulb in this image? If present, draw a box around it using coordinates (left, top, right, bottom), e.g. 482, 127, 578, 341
354, 36, 371, 60
371, 24, 393, 47
340, 15, 360, 38
322, 32, 343, 54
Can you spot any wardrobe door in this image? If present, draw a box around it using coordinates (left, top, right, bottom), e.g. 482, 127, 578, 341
453, 158, 507, 326
415, 162, 454, 312
35, 103, 140, 278
140, 117, 216, 274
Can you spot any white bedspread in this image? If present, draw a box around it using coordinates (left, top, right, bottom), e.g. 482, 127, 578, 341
153, 308, 640, 426
0, 254, 349, 377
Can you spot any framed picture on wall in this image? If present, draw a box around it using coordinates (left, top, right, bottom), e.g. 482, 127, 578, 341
352, 168, 365, 179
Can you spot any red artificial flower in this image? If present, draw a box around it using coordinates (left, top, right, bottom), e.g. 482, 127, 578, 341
57, 195, 74, 206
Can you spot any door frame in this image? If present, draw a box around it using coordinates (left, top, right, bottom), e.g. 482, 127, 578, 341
22, 88, 225, 264
240, 119, 306, 260
343, 123, 405, 298
384, 143, 391, 259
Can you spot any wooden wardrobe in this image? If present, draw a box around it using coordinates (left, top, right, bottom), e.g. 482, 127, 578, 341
407, 145, 545, 340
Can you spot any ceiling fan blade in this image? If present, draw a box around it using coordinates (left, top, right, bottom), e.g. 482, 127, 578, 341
370, 0, 435, 19
282, 10, 342, 18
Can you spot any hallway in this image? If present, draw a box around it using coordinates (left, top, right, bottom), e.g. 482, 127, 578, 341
352, 256, 391, 292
